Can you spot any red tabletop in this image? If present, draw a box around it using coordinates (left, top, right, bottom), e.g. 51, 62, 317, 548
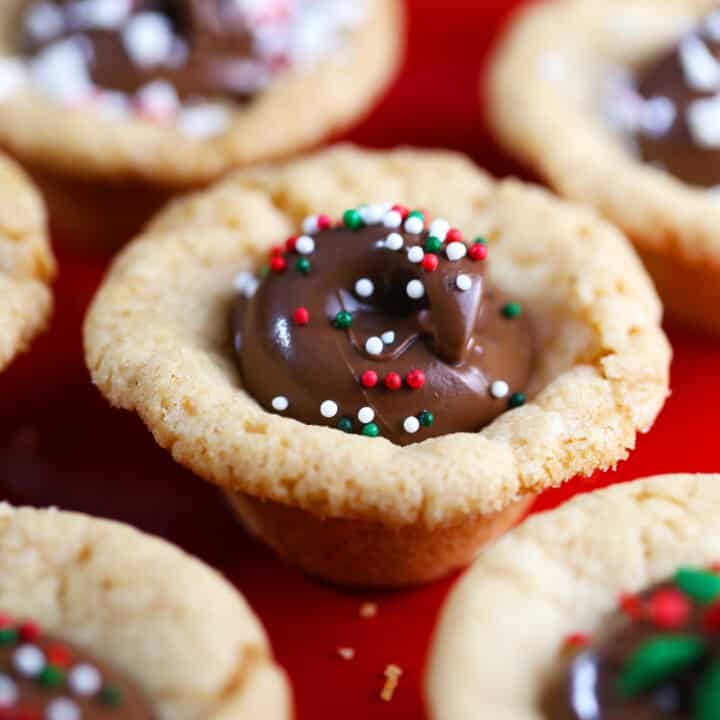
2, 1, 719, 718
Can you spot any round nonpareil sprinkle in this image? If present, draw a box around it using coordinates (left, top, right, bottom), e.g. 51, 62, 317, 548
383, 210, 403, 229
365, 336, 383, 355
333, 311, 353, 329
270, 256, 287, 273
469, 243, 488, 261
361, 422, 380, 437
406, 369, 425, 389
0, 674, 17, 707
384, 232, 403, 251
13, 644, 45, 677
418, 410, 434, 427
456, 274, 471, 291
424, 236, 442, 254
295, 257, 311, 274
406, 279, 425, 299
358, 407, 375, 424
46, 697, 81, 720
272, 396, 289, 412
508, 392, 526, 409
381, 331, 395, 344
403, 416, 420, 434
490, 380, 509, 399
422, 254, 439, 272
502, 302, 522, 319
293, 307, 310, 325
446, 242, 467, 261
295, 235, 315, 255
320, 400, 338, 418
407, 246, 424, 263
446, 228, 463, 243
404, 216, 424, 234
384, 372, 402, 390
343, 209, 364, 230
361, 371, 378, 388
391, 204, 409, 219
429, 219, 449, 241
337, 417, 353, 433
68, 663, 102, 696
355, 278, 374, 298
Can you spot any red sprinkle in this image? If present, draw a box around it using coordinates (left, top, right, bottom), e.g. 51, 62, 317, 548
704, 602, 720, 633
392, 204, 409, 220
270, 256, 287, 273
270, 245, 285, 257
446, 228, 463, 244
619, 592, 645, 620
421, 254, 439, 272
286, 236, 298, 253
361, 371, 379, 388
564, 633, 591, 650
46, 644, 72, 669
18, 621, 41, 642
293, 307, 310, 325
317, 214, 332, 230
650, 588, 690, 629
406, 369, 425, 389
469, 243, 488, 261
0, 613, 12, 628
384, 372, 402, 391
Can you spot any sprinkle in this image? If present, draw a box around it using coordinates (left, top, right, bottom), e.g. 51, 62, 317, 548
270, 245, 284, 257
293, 307, 310, 325
0, 674, 17, 708
564, 633, 590, 651
68, 663, 102, 696
302, 215, 319, 234
24, 1, 64, 42
407, 246, 424, 263
687, 95, 720, 148
456, 274, 472, 291
46, 644, 72, 669
696, 661, 720, 720
333, 311, 353, 329
30, 37, 93, 104
469, 243, 488, 261
361, 423, 380, 438
384, 373, 402, 391
640, 96, 676, 138
337, 647, 355, 660
679, 34, 720, 92
407, 210, 425, 220
383, 210, 403, 229
391, 204, 409, 219
360, 371, 378, 388
286, 236, 298, 253
233, 272, 259, 298
18, 621, 40, 643
508, 392, 526, 409
675, 567, 720, 604
271, 396, 289, 412
177, 103, 231, 139
0, 613, 13, 628
295, 257, 311, 274
40, 664, 65, 687
337, 417, 353, 433
343, 209, 364, 230
446, 242, 467, 261
381, 331, 395, 344
406, 280, 425, 300
422, 254, 439, 272
418, 411, 434, 427
429, 219, 450, 241
68, 0, 132, 29
381, 664, 403, 702
358, 407, 375, 424
46, 697, 81, 720
295, 236, 315, 255
317, 214, 331, 230
490, 380, 509, 399
270, 256, 287, 273
13, 644, 45, 677
0, 628, 17, 646
405, 370, 425, 389
99, 686, 122, 706
365, 337, 383, 355
404, 216, 424, 234
502, 302, 522, 319
424, 236, 443, 254
360, 602, 378, 618
650, 588, 690, 630
384, 233, 404, 251
474, 237, 488, 245
620, 593, 645, 620
135, 80, 179, 123
320, 400, 338, 418
359, 205, 385, 224
403, 416, 420, 434
355, 278, 374, 298
704, 602, 720, 633
446, 228, 463, 243
122, 12, 175, 68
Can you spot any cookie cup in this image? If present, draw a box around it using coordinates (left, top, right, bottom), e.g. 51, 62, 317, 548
489, 0, 720, 335
0, 503, 292, 720
426, 473, 720, 720
0, 149, 53, 371
83, 146, 671, 588
0, 0, 403, 249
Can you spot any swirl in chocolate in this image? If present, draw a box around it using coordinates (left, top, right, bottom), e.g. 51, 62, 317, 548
547, 567, 720, 720
232, 204, 534, 446
0, 611, 155, 719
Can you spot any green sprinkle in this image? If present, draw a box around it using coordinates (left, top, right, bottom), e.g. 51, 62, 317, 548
259, 264, 270, 278
501, 302, 522, 319
675, 568, 720, 604
337, 417, 353, 433
99, 686, 123, 707
617, 634, 706, 697
474, 237, 488, 245
418, 411, 434, 427
408, 210, 424, 220
333, 311, 353, 329
695, 661, 720, 720
39, 665, 65, 688
508, 393, 526, 409
424, 236, 442, 254
361, 423, 380, 438
0, 628, 17, 646
295, 257, 311, 274
343, 209, 364, 230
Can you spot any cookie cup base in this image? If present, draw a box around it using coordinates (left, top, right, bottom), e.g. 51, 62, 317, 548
225, 491, 535, 588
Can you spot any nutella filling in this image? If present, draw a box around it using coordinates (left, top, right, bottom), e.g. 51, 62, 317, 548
232, 204, 535, 446
547, 567, 720, 719
0, 611, 156, 719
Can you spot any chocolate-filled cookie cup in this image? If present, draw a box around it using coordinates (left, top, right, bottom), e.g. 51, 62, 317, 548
0, 0, 402, 249
84, 146, 670, 588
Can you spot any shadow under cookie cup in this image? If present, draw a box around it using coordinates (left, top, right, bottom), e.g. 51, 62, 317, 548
83, 146, 671, 589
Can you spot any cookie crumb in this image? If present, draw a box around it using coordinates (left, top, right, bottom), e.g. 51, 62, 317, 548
359, 602, 378, 619
380, 664, 403, 702
337, 647, 355, 660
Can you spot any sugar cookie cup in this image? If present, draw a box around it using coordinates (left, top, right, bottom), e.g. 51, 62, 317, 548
0, 503, 292, 719
489, 0, 720, 335
83, 146, 671, 588
0, 0, 403, 249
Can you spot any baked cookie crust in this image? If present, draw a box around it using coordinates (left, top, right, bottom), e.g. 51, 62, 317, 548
83, 145, 670, 585
426, 473, 720, 720
489, 0, 720, 334
0, 150, 53, 371
0, 503, 291, 720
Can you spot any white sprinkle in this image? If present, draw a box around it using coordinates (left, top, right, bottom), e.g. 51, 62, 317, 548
406, 279, 425, 300
687, 94, 720, 148
706, 10, 720, 42
295, 235, 315, 255
320, 400, 338, 418
404, 216, 424, 234
271, 396, 289, 412
365, 336, 383, 355
302, 215, 319, 234
455, 274, 472, 291
135, 79, 179, 122
233, 271, 259, 298
46, 697, 80, 720
177, 103, 231, 139
123, 12, 175, 68
355, 278, 374, 298
403, 416, 420, 434
337, 647, 355, 660
69, 0, 132, 29
0, 674, 17, 708
407, 246, 424, 263
381, 331, 395, 344
0, 59, 27, 103
383, 210, 403, 229
384, 233, 404, 251
360, 204, 385, 224
358, 407, 375, 424
429, 219, 450, 241
446, 242, 467, 261
679, 34, 720, 91
24, 2, 64, 42
94, 90, 131, 120
490, 380, 510, 399
13, 644, 45, 677
639, 96, 676, 137
68, 663, 102, 696
30, 37, 93, 103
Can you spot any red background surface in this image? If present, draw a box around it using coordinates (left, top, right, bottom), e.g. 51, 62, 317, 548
1, 1, 719, 718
